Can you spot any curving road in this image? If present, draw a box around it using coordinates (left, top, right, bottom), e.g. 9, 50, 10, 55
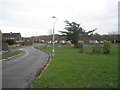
2, 45, 49, 88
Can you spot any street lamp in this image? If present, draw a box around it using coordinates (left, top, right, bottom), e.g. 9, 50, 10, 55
52, 16, 57, 58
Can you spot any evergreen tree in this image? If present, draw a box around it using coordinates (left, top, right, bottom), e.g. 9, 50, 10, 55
60, 20, 96, 48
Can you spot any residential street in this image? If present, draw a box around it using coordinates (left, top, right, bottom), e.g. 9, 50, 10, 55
2, 45, 49, 88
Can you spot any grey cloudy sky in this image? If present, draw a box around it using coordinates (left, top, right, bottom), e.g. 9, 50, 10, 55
0, 0, 119, 37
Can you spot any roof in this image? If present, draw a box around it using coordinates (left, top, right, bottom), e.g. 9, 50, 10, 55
2, 33, 21, 38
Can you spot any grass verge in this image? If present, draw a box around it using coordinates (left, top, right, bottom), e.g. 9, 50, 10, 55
0, 50, 23, 60
32, 44, 118, 88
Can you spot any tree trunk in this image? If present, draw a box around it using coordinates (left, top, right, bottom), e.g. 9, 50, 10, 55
74, 43, 78, 48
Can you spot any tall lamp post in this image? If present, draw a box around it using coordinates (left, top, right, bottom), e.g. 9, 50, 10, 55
52, 16, 57, 58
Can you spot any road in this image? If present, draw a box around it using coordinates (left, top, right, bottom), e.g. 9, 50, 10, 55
2, 45, 50, 88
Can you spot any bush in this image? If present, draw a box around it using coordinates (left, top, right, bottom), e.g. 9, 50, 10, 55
92, 44, 102, 54
5, 39, 15, 45
103, 41, 111, 54
78, 41, 84, 53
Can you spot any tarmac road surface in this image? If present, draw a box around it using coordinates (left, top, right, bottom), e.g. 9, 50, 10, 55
2, 45, 49, 88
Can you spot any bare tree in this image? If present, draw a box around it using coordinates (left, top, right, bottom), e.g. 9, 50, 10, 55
47, 29, 53, 41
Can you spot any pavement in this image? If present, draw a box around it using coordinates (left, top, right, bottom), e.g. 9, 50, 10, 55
2, 45, 49, 88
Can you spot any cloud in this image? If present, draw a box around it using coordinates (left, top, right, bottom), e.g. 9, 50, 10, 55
0, 0, 119, 37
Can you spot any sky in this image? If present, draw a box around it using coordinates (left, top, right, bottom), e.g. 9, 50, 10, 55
0, 0, 119, 37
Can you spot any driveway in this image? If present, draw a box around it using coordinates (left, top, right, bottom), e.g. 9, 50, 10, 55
2, 45, 50, 88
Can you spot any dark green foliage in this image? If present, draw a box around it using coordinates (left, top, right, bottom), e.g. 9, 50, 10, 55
5, 39, 15, 45
60, 20, 96, 48
92, 44, 102, 54
103, 41, 111, 54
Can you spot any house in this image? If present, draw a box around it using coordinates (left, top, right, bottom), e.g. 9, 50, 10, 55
2, 32, 23, 45
2, 32, 23, 48
2, 32, 22, 41
22, 37, 33, 45
0, 30, 9, 55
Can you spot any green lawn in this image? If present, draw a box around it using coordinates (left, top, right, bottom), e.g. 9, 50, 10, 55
0, 50, 23, 60
32, 44, 118, 88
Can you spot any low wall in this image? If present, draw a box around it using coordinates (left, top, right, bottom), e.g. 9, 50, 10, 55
8, 44, 20, 48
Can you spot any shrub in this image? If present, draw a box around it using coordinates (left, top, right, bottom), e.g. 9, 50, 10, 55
78, 41, 84, 53
66, 41, 74, 46
103, 41, 111, 54
5, 39, 15, 45
92, 44, 102, 54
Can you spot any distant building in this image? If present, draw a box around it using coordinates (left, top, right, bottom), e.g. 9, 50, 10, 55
22, 37, 33, 45
31, 34, 67, 43
2, 32, 22, 41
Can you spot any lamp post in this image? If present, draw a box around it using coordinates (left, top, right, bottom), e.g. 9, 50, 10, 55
52, 16, 57, 58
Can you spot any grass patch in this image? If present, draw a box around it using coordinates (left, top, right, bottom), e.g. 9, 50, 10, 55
32, 44, 118, 88
0, 50, 23, 60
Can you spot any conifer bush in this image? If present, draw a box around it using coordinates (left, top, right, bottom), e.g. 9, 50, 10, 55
92, 44, 102, 54
103, 41, 111, 54
78, 41, 84, 53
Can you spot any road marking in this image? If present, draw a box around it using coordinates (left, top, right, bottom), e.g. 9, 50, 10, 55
19, 49, 23, 51
3, 49, 30, 62
18, 49, 29, 60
